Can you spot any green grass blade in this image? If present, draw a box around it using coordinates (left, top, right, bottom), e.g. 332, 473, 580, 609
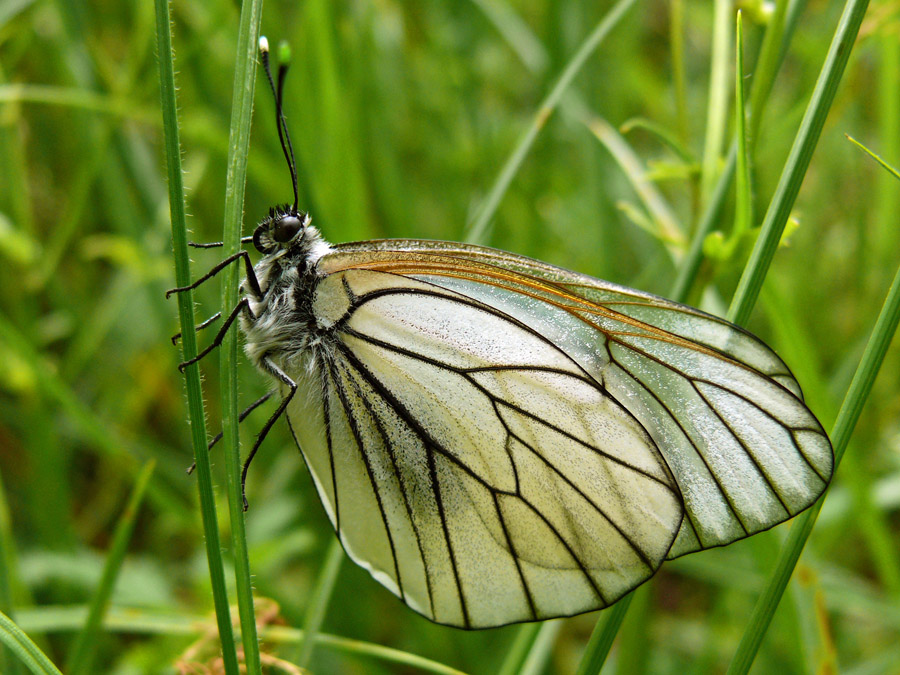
733, 12, 752, 245
17, 606, 470, 675
497, 623, 542, 675
518, 621, 563, 675
153, 0, 239, 672
719, 3, 874, 666
0, 467, 23, 675
218, 3, 265, 674
747, 0, 789, 141
584, 113, 685, 253
846, 135, 900, 181
620, 117, 695, 164
575, 593, 634, 675
699, 0, 732, 204
671, 0, 803, 303
464, 0, 641, 244
469, 0, 548, 74
727, 252, 900, 674
611, 584, 652, 674
670, 0, 688, 145
294, 538, 343, 668
65, 460, 155, 675
0, 611, 62, 675
0, 84, 155, 122
670, 145, 737, 303
728, 0, 871, 326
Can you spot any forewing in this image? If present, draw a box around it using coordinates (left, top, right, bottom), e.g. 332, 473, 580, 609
287, 267, 682, 628
323, 240, 834, 558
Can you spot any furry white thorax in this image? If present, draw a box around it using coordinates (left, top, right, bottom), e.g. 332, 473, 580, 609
239, 223, 333, 372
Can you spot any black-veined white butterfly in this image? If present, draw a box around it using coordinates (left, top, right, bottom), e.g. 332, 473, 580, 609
169, 38, 832, 629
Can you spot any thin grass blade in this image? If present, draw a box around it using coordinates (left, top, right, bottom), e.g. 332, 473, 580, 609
728, 0, 871, 325
584, 113, 685, 254
575, 594, 634, 675
497, 623, 542, 675
700, 0, 732, 204
218, 2, 265, 673
0, 467, 23, 675
518, 621, 563, 675
733, 12, 752, 245
0, 611, 62, 675
846, 135, 900, 180
153, 0, 239, 672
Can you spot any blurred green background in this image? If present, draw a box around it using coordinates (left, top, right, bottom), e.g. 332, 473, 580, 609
1, 0, 899, 672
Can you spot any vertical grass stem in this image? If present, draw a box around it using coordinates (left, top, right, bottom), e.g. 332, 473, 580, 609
218, 1, 265, 673
154, 0, 240, 672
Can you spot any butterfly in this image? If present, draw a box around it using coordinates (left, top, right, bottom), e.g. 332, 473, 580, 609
168, 38, 833, 629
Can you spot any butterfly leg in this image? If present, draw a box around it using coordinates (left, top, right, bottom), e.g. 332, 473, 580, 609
165, 250, 263, 299
240, 355, 297, 510
186, 391, 275, 474
177, 298, 254, 372
171, 312, 222, 345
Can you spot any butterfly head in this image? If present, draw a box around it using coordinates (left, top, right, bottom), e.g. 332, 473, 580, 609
252, 205, 311, 255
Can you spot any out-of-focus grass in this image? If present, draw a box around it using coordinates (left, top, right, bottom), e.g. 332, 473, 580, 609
1, 1, 898, 673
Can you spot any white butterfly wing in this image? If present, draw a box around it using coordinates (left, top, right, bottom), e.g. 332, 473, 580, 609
285, 267, 683, 628
323, 240, 833, 559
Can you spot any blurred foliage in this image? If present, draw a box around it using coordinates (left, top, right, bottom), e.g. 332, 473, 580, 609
1, 0, 899, 673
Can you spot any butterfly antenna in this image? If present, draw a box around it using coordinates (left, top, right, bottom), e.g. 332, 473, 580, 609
259, 37, 300, 214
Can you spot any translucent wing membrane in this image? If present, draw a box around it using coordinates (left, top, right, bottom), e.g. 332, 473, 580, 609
287, 269, 683, 628
321, 241, 833, 561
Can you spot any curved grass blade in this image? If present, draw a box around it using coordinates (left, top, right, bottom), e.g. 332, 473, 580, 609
17, 606, 470, 675
0, 466, 23, 675
620, 117, 695, 164
584, 113, 685, 255
463, 0, 640, 661
0, 611, 62, 675
153, 1, 239, 672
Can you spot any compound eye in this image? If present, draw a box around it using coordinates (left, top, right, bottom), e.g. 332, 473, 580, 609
273, 215, 303, 243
